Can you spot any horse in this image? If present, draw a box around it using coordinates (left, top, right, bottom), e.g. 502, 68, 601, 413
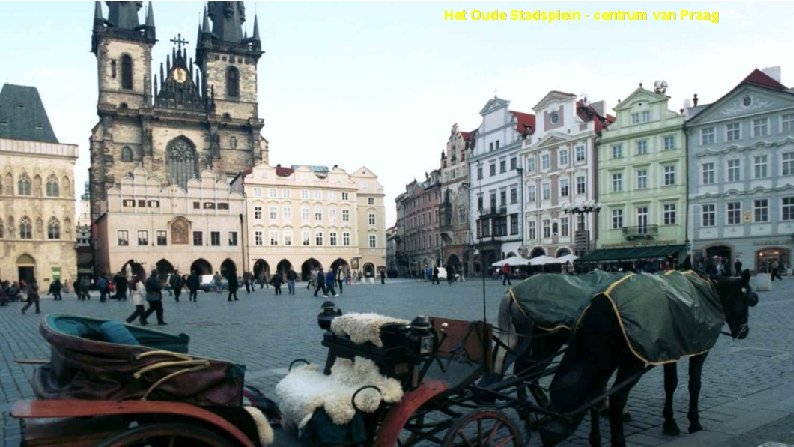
538, 270, 758, 447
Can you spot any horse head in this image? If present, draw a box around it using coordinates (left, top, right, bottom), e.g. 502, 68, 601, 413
705, 269, 758, 340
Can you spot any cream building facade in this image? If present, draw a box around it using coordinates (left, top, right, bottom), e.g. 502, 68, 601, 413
237, 164, 386, 281
95, 168, 244, 278
0, 84, 78, 285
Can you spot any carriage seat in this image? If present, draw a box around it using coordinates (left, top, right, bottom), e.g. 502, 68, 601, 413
329, 313, 410, 347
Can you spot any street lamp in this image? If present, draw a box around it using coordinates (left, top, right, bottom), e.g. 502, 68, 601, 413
561, 200, 602, 256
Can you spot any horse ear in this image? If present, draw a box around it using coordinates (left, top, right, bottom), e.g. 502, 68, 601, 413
741, 269, 751, 285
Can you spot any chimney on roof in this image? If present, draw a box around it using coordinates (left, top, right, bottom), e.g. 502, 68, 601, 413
333, 164, 338, 169
762, 66, 782, 83
276, 164, 281, 168
692, 94, 699, 107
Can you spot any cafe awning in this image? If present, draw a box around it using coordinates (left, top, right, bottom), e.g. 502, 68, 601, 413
578, 244, 687, 262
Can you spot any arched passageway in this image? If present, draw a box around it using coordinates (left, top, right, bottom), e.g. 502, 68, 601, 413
190, 258, 213, 276
301, 258, 322, 281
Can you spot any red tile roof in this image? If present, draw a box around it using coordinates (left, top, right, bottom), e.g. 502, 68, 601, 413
510, 111, 535, 135
741, 69, 787, 91
576, 101, 614, 133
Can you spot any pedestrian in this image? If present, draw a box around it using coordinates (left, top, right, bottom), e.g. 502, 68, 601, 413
170, 272, 183, 302
244, 272, 251, 294
186, 271, 199, 302
431, 266, 439, 284
125, 275, 147, 325
734, 259, 743, 277
380, 268, 386, 285
80, 276, 92, 300
326, 269, 337, 297
0, 283, 7, 307
97, 274, 109, 302
336, 267, 344, 294
287, 269, 297, 295
501, 263, 512, 286
21, 278, 40, 314
771, 260, 782, 281
308, 268, 317, 290
212, 271, 222, 294
142, 270, 166, 325
227, 272, 239, 301
118, 273, 129, 301
263, 271, 270, 289
314, 268, 328, 298
51, 278, 63, 300
270, 272, 283, 295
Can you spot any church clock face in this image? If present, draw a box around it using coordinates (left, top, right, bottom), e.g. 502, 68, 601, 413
173, 68, 187, 83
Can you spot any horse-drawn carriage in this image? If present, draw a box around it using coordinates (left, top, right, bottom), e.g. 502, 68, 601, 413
11, 269, 758, 446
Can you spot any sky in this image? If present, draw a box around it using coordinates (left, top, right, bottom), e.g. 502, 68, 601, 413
1, 1, 793, 227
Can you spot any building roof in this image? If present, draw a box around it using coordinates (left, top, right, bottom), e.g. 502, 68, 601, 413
0, 84, 58, 143
576, 100, 614, 133
741, 68, 787, 91
275, 166, 294, 177
510, 111, 535, 135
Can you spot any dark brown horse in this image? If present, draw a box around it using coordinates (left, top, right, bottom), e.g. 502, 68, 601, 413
538, 270, 758, 447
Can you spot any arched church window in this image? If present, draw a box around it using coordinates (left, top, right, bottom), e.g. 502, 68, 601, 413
46, 175, 59, 197
18, 174, 31, 196
226, 66, 239, 97
19, 216, 32, 240
121, 146, 133, 162
48, 217, 60, 240
166, 137, 198, 190
230, 136, 237, 148
121, 54, 133, 90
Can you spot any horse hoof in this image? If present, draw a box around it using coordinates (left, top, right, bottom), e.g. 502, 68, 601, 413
688, 423, 703, 434
663, 421, 681, 436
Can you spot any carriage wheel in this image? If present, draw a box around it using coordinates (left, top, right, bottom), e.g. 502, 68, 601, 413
442, 409, 522, 447
98, 422, 234, 447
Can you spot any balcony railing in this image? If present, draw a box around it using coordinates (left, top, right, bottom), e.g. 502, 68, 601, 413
480, 206, 508, 217
622, 224, 659, 240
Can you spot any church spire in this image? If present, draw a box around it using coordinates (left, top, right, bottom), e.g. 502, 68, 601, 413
202, 6, 211, 34
143, 1, 156, 40
252, 14, 260, 41
107, 1, 141, 30
207, 1, 245, 43
94, 1, 103, 23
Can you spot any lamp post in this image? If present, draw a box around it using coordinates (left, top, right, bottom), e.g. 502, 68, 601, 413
561, 200, 602, 257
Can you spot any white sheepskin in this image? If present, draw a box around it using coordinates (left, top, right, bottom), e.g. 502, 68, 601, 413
330, 313, 410, 347
243, 406, 274, 446
275, 356, 404, 433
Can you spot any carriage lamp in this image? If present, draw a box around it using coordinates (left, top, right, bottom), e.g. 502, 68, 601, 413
407, 316, 435, 356
317, 301, 342, 331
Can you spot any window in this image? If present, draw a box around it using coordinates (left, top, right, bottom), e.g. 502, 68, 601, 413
612, 145, 623, 159
701, 204, 715, 227
315, 232, 323, 246
561, 217, 569, 236
526, 157, 535, 173
754, 155, 768, 178
269, 207, 277, 220
254, 231, 264, 246
342, 192, 349, 200
631, 112, 640, 124
782, 197, 794, 221
226, 66, 239, 97
753, 118, 769, 137
343, 232, 351, 246
254, 206, 262, 220
494, 216, 507, 236
302, 207, 309, 221
368, 197, 375, 205
636, 207, 648, 232
253, 187, 262, 197
499, 160, 506, 173
527, 220, 536, 240
301, 189, 309, 199
783, 113, 794, 133
193, 231, 203, 246
118, 230, 129, 246
368, 213, 375, 225
323, 231, 335, 246
369, 235, 377, 248
559, 149, 569, 166
542, 219, 551, 238
302, 231, 310, 246
121, 54, 133, 90
726, 123, 740, 141
641, 111, 650, 122
269, 230, 279, 245
612, 209, 623, 229
663, 203, 677, 225
314, 207, 323, 221
663, 135, 676, 150
137, 230, 148, 246
326, 208, 336, 222
636, 140, 647, 155
476, 166, 483, 180
612, 173, 623, 192
47, 217, 60, 239
727, 202, 741, 225
284, 206, 292, 220
228, 231, 238, 246
542, 183, 550, 200
121, 146, 133, 162
156, 230, 167, 245
510, 157, 517, 170
342, 209, 350, 222
702, 162, 715, 184
754, 199, 769, 222
499, 190, 506, 206
208, 231, 219, 246
575, 145, 585, 162
510, 214, 518, 235
663, 165, 676, 186
477, 195, 483, 209
270, 188, 278, 198
489, 163, 496, 176
18, 174, 31, 195
527, 185, 536, 202
701, 127, 715, 145
728, 159, 741, 182
489, 192, 496, 208
46, 175, 59, 197
541, 154, 550, 170
636, 169, 647, 189
229, 136, 237, 148
783, 152, 794, 175
576, 176, 586, 194
510, 187, 517, 204
283, 231, 292, 246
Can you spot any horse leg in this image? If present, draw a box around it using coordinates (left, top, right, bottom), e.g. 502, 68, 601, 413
608, 365, 642, 447
687, 353, 708, 433
662, 362, 681, 435
589, 407, 602, 447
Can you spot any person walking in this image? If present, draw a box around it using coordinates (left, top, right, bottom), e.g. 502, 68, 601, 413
270, 272, 283, 295
79, 276, 92, 301
243, 272, 252, 294
771, 260, 783, 281
115, 274, 128, 301
326, 269, 337, 297
380, 268, 386, 285
125, 275, 147, 325
734, 259, 743, 277
307, 268, 317, 290
213, 271, 222, 294
142, 270, 166, 325
51, 278, 63, 300
314, 268, 328, 298
170, 272, 183, 302
432, 266, 440, 285
336, 267, 344, 295
21, 278, 40, 314
501, 263, 512, 286
287, 269, 297, 295
97, 274, 109, 302
227, 272, 239, 301
186, 271, 199, 302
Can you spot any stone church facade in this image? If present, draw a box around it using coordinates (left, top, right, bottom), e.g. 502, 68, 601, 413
89, 1, 268, 224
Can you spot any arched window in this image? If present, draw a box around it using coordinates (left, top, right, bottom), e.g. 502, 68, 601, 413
19, 216, 32, 239
226, 66, 239, 97
166, 137, 198, 189
18, 174, 31, 195
47, 217, 60, 240
121, 54, 133, 90
46, 175, 59, 197
121, 146, 133, 162
230, 136, 237, 148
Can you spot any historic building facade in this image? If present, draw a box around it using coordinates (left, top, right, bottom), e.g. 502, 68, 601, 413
468, 97, 534, 273
237, 164, 386, 281
438, 123, 474, 277
0, 84, 78, 285
88, 1, 268, 226
686, 68, 794, 273
591, 84, 688, 266
95, 168, 244, 278
398, 171, 441, 277
520, 91, 611, 259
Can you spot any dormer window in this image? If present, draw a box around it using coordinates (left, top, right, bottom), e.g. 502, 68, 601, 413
550, 111, 559, 124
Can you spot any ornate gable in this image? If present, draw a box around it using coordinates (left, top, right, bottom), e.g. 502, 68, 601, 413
689, 84, 794, 125
614, 87, 667, 111
533, 90, 576, 112
479, 96, 510, 116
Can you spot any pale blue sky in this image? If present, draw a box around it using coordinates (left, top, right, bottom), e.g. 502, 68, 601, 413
1, 1, 792, 226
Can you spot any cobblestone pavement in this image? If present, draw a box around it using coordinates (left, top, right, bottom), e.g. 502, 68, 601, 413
0, 276, 792, 446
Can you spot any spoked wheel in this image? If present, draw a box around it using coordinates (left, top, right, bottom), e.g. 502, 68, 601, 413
98, 422, 234, 447
442, 409, 522, 447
